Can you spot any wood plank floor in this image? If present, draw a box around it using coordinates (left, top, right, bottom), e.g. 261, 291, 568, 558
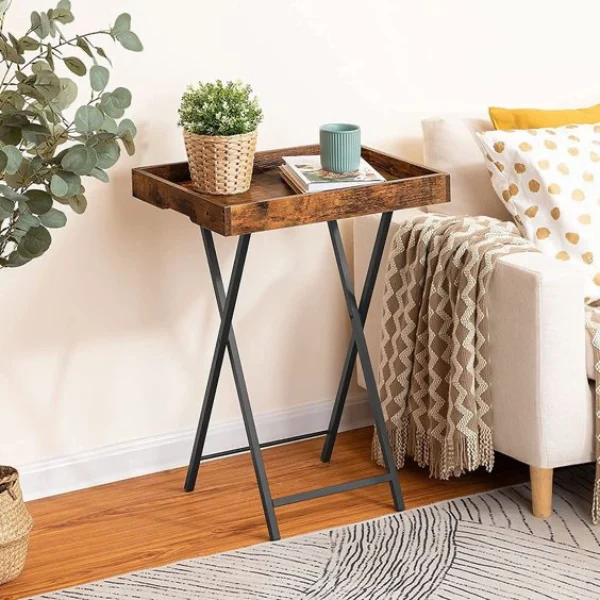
3, 428, 528, 599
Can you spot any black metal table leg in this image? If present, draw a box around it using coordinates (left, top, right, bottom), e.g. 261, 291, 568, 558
327, 219, 405, 511
321, 212, 392, 463
197, 229, 280, 540
184, 234, 250, 490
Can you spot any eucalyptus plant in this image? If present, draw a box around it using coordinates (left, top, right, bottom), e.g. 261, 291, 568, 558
0, 0, 142, 268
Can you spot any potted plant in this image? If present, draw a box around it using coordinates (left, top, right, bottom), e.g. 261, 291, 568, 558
0, 0, 141, 583
0, 0, 142, 269
0, 467, 32, 585
178, 80, 263, 195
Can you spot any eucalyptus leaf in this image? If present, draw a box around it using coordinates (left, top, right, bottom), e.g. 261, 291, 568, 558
45, 44, 54, 69
75, 35, 93, 58
8, 33, 19, 53
96, 46, 111, 66
38, 12, 51, 39
118, 118, 137, 138
68, 194, 87, 214
23, 123, 50, 136
89, 167, 109, 183
0, 39, 24, 64
51, 77, 77, 111
38, 207, 67, 228
100, 92, 125, 118
64, 56, 86, 76
0, 126, 21, 146
74, 105, 103, 132
90, 65, 109, 92
0, 185, 27, 203
34, 70, 61, 100
57, 0, 71, 9
116, 31, 143, 52
19, 36, 40, 51
19, 225, 51, 258
0, 90, 25, 110
52, 7, 74, 24
0, 150, 7, 173
86, 132, 118, 145
24, 189, 52, 214
120, 131, 135, 156
4, 252, 32, 267
17, 82, 45, 104
111, 13, 131, 35
1, 145, 22, 174
31, 60, 51, 73
0, 197, 14, 220
14, 212, 40, 233
100, 115, 118, 134
112, 87, 132, 109
61, 145, 98, 175
30, 11, 41, 33
50, 170, 81, 197
95, 140, 120, 169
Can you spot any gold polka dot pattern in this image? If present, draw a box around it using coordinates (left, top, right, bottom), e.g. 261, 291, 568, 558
477, 123, 600, 300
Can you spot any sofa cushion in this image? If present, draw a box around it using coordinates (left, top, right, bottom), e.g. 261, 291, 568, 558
422, 116, 511, 221
489, 103, 600, 131
477, 124, 600, 302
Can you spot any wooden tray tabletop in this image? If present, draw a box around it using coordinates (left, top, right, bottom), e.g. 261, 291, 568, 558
131, 145, 449, 236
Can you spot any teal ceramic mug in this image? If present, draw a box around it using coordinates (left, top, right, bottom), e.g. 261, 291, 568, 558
319, 123, 361, 173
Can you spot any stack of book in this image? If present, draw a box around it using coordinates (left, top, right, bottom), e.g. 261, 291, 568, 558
279, 155, 385, 193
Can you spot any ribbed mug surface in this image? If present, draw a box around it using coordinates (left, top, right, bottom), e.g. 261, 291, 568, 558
319, 123, 361, 173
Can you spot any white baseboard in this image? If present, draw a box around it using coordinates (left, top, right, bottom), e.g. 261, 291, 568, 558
18, 394, 371, 501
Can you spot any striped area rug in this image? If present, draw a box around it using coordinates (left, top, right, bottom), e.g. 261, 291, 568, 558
32, 465, 600, 600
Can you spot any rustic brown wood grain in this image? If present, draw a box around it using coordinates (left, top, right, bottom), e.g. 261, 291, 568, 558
131, 146, 450, 236
2, 429, 527, 600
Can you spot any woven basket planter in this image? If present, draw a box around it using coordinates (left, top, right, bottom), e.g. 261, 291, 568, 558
183, 130, 257, 195
0, 467, 33, 585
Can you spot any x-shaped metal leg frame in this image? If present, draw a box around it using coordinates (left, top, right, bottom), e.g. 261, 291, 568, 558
184, 229, 280, 541
321, 214, 404, 511
184, 216, 404, 542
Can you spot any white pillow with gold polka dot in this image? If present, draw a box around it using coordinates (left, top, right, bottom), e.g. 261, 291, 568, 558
476, 123, 600, 301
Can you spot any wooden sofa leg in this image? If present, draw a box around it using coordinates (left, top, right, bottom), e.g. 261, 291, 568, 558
530, 466, 553, 518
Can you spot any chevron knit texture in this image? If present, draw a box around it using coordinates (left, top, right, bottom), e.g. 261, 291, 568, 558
373, 214, 600, 523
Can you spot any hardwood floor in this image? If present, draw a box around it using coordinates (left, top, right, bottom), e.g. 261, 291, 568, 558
3, 428, 528, 599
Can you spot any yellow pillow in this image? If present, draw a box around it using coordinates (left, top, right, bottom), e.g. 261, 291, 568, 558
489, 104, 600, 130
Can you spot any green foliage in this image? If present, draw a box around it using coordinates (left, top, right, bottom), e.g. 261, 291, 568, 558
0, 1, 143, 268
178, 80, 263, 137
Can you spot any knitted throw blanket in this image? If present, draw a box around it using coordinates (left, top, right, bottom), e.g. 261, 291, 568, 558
372, 214, 600, 523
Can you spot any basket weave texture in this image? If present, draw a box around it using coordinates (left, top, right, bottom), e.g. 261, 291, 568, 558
0, 467, 33, 585
183, 130, 257, 195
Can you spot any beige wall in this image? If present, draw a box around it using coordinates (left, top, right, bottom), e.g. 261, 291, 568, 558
3, 0, 600, 471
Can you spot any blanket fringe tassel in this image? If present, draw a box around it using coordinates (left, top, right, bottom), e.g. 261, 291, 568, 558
372, 416, 495, 481
593, 477, 600, 525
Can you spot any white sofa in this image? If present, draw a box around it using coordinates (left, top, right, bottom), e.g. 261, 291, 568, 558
354, 116, 595, 518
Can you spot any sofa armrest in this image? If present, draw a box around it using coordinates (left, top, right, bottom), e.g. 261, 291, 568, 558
355, 214, 593, 469
488, 252, 593, 468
